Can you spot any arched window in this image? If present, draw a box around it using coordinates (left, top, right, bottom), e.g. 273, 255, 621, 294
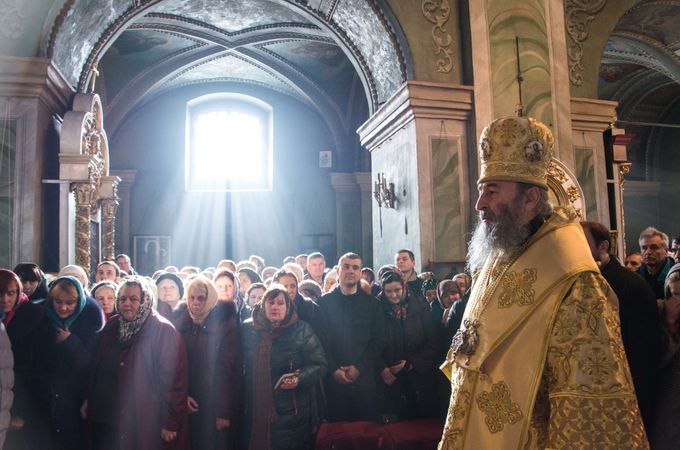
185, 93, 273, 191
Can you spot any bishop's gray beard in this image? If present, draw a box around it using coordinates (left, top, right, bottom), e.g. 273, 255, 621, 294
466, 204, 532, 273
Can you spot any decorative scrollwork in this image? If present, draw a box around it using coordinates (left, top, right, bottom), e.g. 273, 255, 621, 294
422, 0, 454, 73
565, 0, 607, 86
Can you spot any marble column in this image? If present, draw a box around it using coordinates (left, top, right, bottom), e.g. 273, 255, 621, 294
358, 82, 474, 271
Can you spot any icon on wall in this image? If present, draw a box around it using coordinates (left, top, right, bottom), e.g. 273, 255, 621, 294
319, 150, 332, 168
133, 235, 172, 276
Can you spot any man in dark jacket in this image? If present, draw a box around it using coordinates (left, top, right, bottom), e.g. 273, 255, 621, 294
582, 221, 663, 435
637, 226, 675, 299
313, 252, 385, 422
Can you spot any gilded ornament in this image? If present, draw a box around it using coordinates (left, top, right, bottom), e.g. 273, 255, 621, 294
475, 381, 523, 433
548, 161, 567, 183
496, 119, 526, 147
566, 186, 581, 202
450, 318, 480, 362
498, 268, 537, 308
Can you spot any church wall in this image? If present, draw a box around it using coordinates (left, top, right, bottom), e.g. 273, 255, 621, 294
0, 0, 55, 58
109, 83, 337, 272
488, 0, 553, 124
370, 120, 422, 270
386, 0, 464, 84
564, 0, 639, 99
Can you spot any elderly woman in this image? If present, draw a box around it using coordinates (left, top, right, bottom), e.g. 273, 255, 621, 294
42, 276, 104, 450
241, 285, 327, 450
155, 272, 184, 319
84, 277, 189, 450
0, 269, 52, 448
173, 276, 240, 450
377, 270, 438, 421
651, 263, 680, 449
91, 280, 118, 322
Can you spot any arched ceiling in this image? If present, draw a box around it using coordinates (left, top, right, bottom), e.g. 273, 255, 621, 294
45, 0, 409, 141
598, 0, 680, 179
599, 1, 680, 117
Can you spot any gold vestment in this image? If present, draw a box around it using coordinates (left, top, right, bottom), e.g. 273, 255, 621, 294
439, 207, 648, 449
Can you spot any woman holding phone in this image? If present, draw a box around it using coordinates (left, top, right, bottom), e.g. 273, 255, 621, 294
241, 284, 326, 450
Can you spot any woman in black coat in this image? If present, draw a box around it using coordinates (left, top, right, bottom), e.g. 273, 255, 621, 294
376, 270, 439, 421
241, 284, 327, 450
40, 276, 104, 450
173, 276, 240, 450
0, 268, 53, 449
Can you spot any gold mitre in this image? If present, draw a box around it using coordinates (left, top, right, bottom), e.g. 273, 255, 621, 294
477, 115, 555, 190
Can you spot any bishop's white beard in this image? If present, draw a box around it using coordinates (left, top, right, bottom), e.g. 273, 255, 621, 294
466, 203, 532, 274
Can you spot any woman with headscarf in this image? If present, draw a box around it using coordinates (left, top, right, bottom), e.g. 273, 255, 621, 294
41, 276, 104, 450
91, 281, 118, 322
651, 263, 680, 449
13, 262, 49, 303
241, 284, 327, 450
376, 270, 439, 421
84, 277, 189, 450
0, 268, 52, 448
172, 276, 240, 450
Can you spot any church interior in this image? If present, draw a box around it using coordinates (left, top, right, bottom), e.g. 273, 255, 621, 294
0, 0, 678, 276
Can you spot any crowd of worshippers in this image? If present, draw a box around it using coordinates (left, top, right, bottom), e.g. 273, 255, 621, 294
0, 249, 471, 450
2, 222, 680, 450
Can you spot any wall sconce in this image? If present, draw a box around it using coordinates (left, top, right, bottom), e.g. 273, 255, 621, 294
373, 173, 396, 209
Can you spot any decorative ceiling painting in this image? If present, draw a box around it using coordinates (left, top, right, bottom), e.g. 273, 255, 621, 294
598, 0, 680, 180
44, 0, 409, 151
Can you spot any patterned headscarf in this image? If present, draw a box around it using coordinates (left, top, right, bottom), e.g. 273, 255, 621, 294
45, 276, 87, 330
380, 270, 409, 320
116, 277, 153, 343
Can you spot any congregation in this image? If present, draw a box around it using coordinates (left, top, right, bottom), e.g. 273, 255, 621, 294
0, 227, 678, 449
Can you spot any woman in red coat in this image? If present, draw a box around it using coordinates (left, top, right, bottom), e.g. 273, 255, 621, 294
83, 277, 190, 450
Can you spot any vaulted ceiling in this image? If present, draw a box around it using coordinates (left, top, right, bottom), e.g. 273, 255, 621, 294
46, 0, 409, 144
599, 0, 680, 179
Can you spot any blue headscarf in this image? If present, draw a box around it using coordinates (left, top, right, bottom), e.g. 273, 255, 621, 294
46, 275, 87, 330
